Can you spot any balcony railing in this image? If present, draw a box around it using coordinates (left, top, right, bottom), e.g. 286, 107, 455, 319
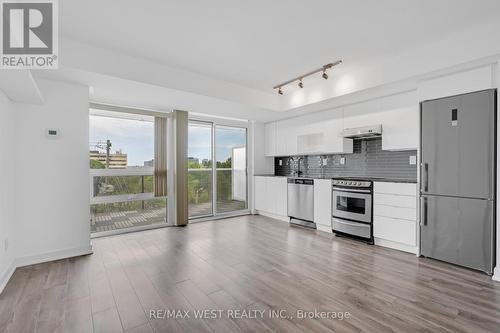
188, 168, 247, 217
89, 168, 167, 234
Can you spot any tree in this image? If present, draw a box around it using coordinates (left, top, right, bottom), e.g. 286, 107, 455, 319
188, 161, 202, 169
217, 157, 232, 168
90, 159, 105, 169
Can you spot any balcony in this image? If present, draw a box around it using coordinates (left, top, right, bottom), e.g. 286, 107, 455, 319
90, 168, 166, 234
90, 167, 247, 233
188, 168, 247, 217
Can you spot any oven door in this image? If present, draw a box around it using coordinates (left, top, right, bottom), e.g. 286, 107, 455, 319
332, 189, 372, 223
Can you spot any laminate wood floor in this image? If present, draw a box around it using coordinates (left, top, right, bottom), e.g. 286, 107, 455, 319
1, 214, 500, 333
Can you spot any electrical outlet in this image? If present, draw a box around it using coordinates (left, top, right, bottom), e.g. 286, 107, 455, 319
340, 157, 346, 165
322, 157, 328, 166
409, 155, 417, 165
279, 159, 283, 166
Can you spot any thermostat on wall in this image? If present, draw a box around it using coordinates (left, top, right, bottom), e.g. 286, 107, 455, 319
46, 128, 60, 139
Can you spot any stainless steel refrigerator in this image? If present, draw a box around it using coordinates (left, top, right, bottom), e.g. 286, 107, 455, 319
420, 89, 496, 274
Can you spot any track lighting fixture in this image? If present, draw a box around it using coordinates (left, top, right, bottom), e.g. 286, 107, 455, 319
272, 60, 341, 95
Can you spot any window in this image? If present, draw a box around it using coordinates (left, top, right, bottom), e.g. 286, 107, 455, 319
89, 110, 167, 234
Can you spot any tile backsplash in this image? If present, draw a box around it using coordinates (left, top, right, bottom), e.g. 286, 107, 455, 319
274, 138, 417, 180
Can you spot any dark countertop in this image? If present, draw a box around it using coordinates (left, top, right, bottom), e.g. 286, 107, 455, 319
254, 174, 417, 184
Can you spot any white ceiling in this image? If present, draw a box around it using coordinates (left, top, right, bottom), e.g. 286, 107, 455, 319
61, 0, 500, 93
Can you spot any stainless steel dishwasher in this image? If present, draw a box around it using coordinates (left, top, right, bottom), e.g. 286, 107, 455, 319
287, 178, 315, 228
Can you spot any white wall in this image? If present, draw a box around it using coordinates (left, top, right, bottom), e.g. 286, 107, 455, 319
0, 90, 16, 292
13, 79, 92, 266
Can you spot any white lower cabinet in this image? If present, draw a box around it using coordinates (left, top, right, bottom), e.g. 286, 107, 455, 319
254, 176, 288, 220
254, 176, 268, 211
268, 177, 288, 217
255, 177, 420, 252
373, 182, 418, 254
313, 179, 332, 233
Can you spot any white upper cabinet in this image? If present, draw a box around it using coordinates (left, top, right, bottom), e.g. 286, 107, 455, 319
264, 122, 277, 157
343, 91, 418, 151
276, 117, 300, 156
343, 99, 381, 130
270, 108, 352, 157
266, 91, 419, 157
378, 92, 418, 151
296, 108, 353, 155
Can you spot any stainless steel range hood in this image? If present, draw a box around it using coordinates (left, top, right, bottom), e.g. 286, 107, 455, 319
342, 124, 382, 139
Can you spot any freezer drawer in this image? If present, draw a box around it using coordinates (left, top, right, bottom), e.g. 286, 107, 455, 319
420, 195, 494, 274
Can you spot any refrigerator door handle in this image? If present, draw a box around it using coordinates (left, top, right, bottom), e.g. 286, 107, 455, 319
421, 197, 428, 226
424, 163, 429, 192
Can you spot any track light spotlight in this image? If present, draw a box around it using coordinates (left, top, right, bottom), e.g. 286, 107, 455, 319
272, 60, 341, 92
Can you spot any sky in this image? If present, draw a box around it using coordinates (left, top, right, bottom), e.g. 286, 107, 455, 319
90, 115, 246, 166
188, 124, 246, 162
90, 115, 154, 166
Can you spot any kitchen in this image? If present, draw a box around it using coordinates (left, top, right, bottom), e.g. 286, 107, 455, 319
254, 66, 496, 275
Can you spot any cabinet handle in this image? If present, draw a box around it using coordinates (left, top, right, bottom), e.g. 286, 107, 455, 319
424, 163, 429, 192
422, 197, 428, 226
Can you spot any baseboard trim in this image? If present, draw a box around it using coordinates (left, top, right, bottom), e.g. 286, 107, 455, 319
254, 211, 289, 223
316, 224, 332, 233
374, 238, 418, 254
15, 244, 93, 268
0, 259, 16, 295
493, 267, 500, 282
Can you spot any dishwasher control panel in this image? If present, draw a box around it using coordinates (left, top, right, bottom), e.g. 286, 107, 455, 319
288, 178, 314, 185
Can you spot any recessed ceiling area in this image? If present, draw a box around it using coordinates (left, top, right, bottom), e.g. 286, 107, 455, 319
61, 0, 500, 92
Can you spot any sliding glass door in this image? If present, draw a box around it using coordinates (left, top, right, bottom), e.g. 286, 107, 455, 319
187, 122, 213, 218
188, 121, 248, 219
215, 126, 247, 214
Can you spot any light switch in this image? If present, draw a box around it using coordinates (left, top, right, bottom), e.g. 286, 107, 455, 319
340, 157, 346, 165
322, 157, 327, 166
409, 155, 417, 165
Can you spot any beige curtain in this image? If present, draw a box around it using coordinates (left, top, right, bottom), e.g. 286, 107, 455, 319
154, 117, 168, 197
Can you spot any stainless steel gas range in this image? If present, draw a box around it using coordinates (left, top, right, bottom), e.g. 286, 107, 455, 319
331, 178, 374, 243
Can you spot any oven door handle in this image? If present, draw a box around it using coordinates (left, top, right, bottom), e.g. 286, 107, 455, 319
332, 187, 372, 194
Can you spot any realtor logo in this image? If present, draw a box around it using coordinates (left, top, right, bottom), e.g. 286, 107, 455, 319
1, 0, 58, 68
